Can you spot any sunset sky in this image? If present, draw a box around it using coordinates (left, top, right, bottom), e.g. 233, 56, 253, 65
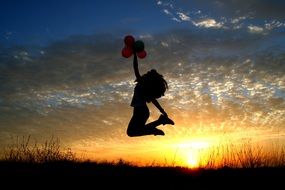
0, 0, 284, 166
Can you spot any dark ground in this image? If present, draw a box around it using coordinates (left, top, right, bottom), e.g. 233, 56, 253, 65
1, 161, 284, 189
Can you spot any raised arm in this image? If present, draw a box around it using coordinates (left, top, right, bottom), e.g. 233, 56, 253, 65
133, 54, 141, 80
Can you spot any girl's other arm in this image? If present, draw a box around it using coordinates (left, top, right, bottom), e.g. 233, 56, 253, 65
151, 99, 168, 116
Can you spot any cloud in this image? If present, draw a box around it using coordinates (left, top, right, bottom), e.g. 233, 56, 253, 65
171, 17, 181, 23
163, 9, 172, 15
265, 20, 285, 31
157, 1, 162, 5
157, 0, 285, 32
0, 29, 284, 151
170, 0, 285, 20
231, 16, 247, 24
177, 12, 190, 21
0, 29, 283, 99
213, 0, 285, 19
161, 41, 169, 47
248, 25, 264, 34
194, 19, 224, 28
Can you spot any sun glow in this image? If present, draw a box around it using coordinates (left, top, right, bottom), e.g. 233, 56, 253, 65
174, 140, 213, 168
187, 152, 199, 168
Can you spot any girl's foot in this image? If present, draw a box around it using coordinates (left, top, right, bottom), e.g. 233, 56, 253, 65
153, 128, 165, 136
159, 114, 175, 125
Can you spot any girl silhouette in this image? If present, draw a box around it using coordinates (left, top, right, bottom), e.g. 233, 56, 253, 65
127, 54, 174, 137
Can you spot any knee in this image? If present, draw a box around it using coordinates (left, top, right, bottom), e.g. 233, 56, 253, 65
126, 128, 141, 137
127, 121, 138, 137
127, 132, 134, 137
126, 128, 136, 137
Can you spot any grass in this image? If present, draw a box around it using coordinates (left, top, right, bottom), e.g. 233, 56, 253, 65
0, 136, 285, 188
2, 135, 76, 163
198, 139, 285, 169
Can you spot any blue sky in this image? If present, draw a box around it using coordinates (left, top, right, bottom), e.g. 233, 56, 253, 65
0, 0, 175, 45
2, 0, 284, 46
0, 0, 284, 165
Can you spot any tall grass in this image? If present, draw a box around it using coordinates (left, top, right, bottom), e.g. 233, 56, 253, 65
2, 135, 285, 169
199, 139, 285, 169
2, 135, 76, 163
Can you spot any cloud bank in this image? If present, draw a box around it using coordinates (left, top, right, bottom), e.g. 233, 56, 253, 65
0, 28, 284, 158
157, 0, 285, 33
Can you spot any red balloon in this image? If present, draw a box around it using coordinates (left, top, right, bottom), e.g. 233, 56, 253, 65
122, 47, 133, 58
137, 50, 147, 59
124, 35, 135, 47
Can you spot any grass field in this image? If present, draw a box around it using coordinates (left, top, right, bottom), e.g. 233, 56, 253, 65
1, 136, 284, 188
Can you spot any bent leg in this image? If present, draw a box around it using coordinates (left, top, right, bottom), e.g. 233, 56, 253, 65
127, 117, 164, 137
127, 107, 164, 137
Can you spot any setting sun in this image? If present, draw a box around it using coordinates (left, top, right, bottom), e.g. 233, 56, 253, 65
185, 141, 211, 168
187, 152, 199, 168
169, 140, 213, 168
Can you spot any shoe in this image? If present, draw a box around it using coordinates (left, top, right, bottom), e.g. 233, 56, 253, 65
159, 114, 175, 125
153, 128, 165, 136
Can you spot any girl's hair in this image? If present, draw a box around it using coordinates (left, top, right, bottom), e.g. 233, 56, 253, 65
136, 69, 168, 99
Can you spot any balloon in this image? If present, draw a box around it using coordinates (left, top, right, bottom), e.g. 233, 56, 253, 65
133, 40, 144, 52
124, 35, 135, 47
137, 50, 147, 59
121, 46, 133, 58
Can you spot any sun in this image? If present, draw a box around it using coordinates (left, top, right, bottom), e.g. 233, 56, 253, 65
176, 140, 212, 168
187, 152, 199, 168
